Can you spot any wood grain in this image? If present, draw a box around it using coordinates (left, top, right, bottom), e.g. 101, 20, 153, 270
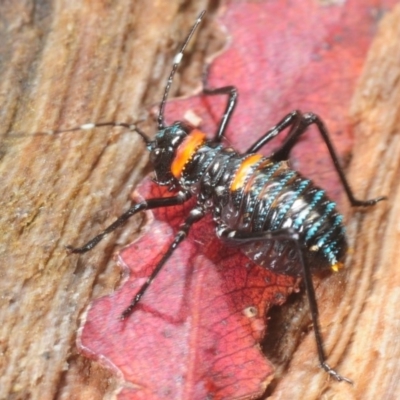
0, 1, 212, 399
1, 1, 399, 399
270, 5, 400, 399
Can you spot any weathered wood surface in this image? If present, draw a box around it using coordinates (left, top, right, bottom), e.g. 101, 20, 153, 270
0, 1, 211, 399
0, 1, 399, 399
269, 5, 400, 399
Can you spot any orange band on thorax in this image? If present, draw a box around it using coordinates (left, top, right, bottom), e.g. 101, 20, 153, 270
230, 154, 263, 191
171, 129, 207, 179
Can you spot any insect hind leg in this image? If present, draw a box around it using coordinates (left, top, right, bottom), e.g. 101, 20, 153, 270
217, 226, 353, 383
245, 110, 303, 154
121, 205, 205, 319
247, 110, 386, 207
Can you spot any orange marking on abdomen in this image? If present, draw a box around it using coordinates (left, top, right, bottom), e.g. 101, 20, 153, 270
230, 154, 264, 191
171, 130, 207, 179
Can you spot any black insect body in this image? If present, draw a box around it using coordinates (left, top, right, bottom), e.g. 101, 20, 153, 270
156, 121, 347, 279
60, 11, 384, 383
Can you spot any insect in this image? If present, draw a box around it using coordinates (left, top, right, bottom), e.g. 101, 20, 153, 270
53, 11, 385, 383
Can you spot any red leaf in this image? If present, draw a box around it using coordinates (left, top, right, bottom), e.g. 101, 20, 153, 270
79, 1, 397, 399
166, 0, 396, 203
80, 179, 296, 399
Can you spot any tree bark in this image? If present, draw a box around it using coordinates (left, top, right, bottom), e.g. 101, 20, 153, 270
1, 1, 399, 399
270, 5, 400, 399
0, 1, 212, 399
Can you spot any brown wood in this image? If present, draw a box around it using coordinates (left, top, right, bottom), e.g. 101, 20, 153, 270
269, 5, 400, 399
1, 1, 399, 399
0, 1, 213, 399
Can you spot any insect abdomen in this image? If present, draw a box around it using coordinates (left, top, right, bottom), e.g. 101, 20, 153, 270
219, 158, 347, 276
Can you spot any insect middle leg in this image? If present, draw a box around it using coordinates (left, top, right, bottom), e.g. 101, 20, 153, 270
217, 226, 352, 383
67, 191, 191, 253
246, 110, 386, 207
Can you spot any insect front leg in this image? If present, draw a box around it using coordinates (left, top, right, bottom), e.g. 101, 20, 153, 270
246, 110, 386, 207
217, 226, 353, 384
67, 191, 191, 253
202, 67, 238, 142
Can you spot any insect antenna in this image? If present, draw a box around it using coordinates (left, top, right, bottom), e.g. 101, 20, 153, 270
157, 10, 206, 129
10, 12, 207, 144
10, 121, 151, 146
